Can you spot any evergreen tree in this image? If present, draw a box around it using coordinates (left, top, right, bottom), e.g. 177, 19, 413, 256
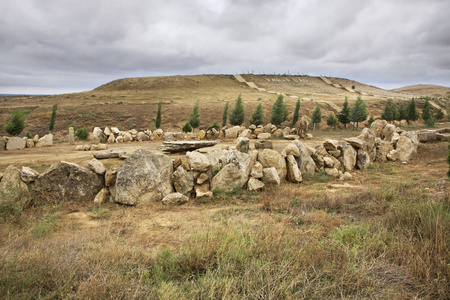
270, 94, 288, 125
311, 104, 322, 132
4, 110, 25, 136
182, 121, 192, 133
398, 103, 407, 121
250, 104, 264, 126
155, 101, 162, 129
188, 101, 200, 130
222, 101, 229, 127
422, 99, 432, 122
326, 112, 339, 130
381, 99, 396, 122
49, 104, 57, 132
435, 108, 445, 121
406, 98, 419, 125
350, 96, 368, 128
206, 120, 220, 132
337, 97, 351, 129
229, 95, 245, 126
368, 115, 375, 125
291, 99, 301, 127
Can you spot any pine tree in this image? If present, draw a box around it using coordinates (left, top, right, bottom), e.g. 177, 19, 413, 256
155, 101, 162, 129
381, 99, 395, 122
398, 103, 407, 121
422, 99, 432, 123
182, 121, 192, 133
368, 115, 375, 125
350, 96, 368, 128
291, 99, 301, 127
435, 108, 445, 121
229, 95, 245, 126
250, 104, 264, 126
4, 110, 25, 136
406, 98, 419, 125
337, 97, 351, 129
49, 104, 57, 131
326, 112, 339, 130
188, 101, 200, 130
270, 94, 288, 125
222, 101, 229, 127
311, 104, 322, 132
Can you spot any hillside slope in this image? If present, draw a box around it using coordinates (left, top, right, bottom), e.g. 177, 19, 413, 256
392, 84, 450, 98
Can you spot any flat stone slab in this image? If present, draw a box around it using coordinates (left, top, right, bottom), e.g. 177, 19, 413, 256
94, 150, 127, 159
157, 141, 217, 153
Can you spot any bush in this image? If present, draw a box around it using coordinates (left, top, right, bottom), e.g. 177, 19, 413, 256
4, 110, 25, 136
182, 121, 192, 133
206, 120, 219, 132
75, 128, 89, 140
326, 112, 339, 130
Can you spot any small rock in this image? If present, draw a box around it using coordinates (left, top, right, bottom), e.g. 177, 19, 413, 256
162, 192, 189, 205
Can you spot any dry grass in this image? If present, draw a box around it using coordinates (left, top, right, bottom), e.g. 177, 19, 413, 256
0, 143, 449, 299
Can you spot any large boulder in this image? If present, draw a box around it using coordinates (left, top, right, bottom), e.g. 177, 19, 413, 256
28, 161, 103, 203
255, 140, 273, 149
370, 120, 387, 138
257, 149, 287, 180
418, 130, 436, 143
382, 124, 396, 141
262, 167, 280, 185
375, 139, 393, 162
339, 142, 357, 172
93, 127, 107, 143
323, 139, 339, 151
357, 128, 376, 161
172, 166, 194, 197
257, 133, 271, 140
250, 161, 263, 179
247, 177, 265, 191
1, 165, 28, 190
137, 132, 150, 141
225, 126, 241, 139
35, 134, 53, 148
87, 158, 106, 175
20, 166, 39, 183
115, 150, 173, 205
286, 155, 302, 183
211, 150, 256, 191
186, 151, 211, 172
294, 140, 316, 175
236, 137, 250, 153
6, 137, 26, 150
356, 150, 371, 170
387, 136, 416, 162
284, 143, 300, 157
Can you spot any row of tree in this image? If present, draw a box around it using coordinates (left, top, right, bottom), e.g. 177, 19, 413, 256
381, 98, 445, 126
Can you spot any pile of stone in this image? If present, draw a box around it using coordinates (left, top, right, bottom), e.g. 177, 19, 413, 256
1, 134, 53, 151
0, 121, 420, 207
221, 123, 300, 140
418, 128, 450, 143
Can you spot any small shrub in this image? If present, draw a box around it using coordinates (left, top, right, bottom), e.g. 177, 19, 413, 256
206, 120, 220, 132
0, 184, 30, 221
32, 213, 61, 238
75, 128, 89, 140
182, 121, 192, 133
4, 110, 25, 136
25, 131, 32, 139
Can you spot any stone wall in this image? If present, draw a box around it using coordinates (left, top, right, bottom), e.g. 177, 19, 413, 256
0, 120, 420, 206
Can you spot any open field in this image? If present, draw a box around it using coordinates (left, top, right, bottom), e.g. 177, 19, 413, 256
0, 139, 448, 299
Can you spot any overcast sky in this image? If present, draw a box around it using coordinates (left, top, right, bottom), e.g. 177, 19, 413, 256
1, 0, 449, 94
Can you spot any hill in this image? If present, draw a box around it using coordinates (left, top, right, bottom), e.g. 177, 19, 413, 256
392, 84, 450, 98
0, 74, 447, 137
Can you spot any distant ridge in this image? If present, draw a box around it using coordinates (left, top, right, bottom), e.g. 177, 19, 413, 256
392, 84, 450, 97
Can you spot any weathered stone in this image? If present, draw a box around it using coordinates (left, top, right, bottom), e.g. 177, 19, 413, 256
323, 156, 335, 168
69, 127, 75, 145
111, 127, 121, 134
94, 151, 126, 159
20, 166, 39, 183
83, 145, 91, 151
211, 150, 256, 191
436, 133, 450, 141
115, 149, 173, 205
370, 120, 387, 138
255, 140, 273, 149
264, 123, 274, 133
28, 161, 103, 203
197, 172, 209, 185
329, 150, 341, 158
262, 167, 280, 185
286, 155, 302, 183
247, 177, 265, 191
345, 137, 365, 149
1, 165, 28, 190
339, 172, 353, 181
163, 132, 178, 141
254, 126, 264, 135
382, 124, 396, 141
284, 143, 300, 157
32, 135, 39, 143
104, 127, 112, 136
137, 132, 150, 141
197, 130, 206, 140
36, 134, 53, 148
206, 128, 219, 140
294, 140, 316, 175
257, 132, 271, 140
6, 137, 26, 150
273, 129, 283, 138
323, 139, 339, 151
257, 149, 287, 180
187, 151, 211, 172
157, 141, 217, 153
357, 128, 376, 161
0, 137, 6, 150
339, 142, 357, 172
152, 128, 164, 140
282, 127, 291, 137
195, 183, 212, 198
284, 135, 300, 140
387, 136, 416, 162
171, 166, 194, 197
184, 132, 197, 140
94, 188, 110, 204
97, 143, 107, 150
324, 167, 340, 178
356, 150, 371, 170
162, 192, 189, 205
115, 136, 124, 143
25, 139, 34, 148
238, 129, 251, 138
105, 168, 118, 187
123, 132, 133, 142
87, 158, 106, 175
375, 139, 393, 162
225, 126, 241, 139
418, 130, 437, 143
236, 137, 250, 153
75, 145, 84, 151
250, 162, 263, 179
